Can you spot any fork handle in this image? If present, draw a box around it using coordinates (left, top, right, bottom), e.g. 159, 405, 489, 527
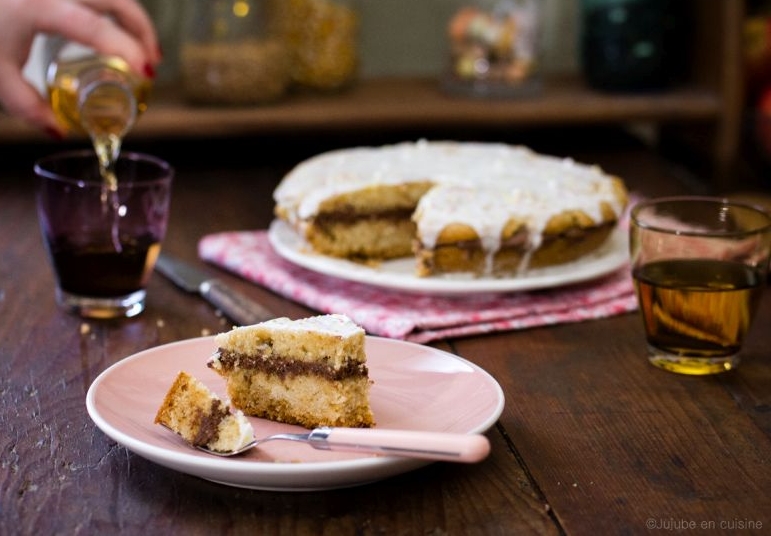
307, 427, 491, 463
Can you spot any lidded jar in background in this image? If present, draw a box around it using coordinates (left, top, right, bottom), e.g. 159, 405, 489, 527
180, 0, 290, 105
442, 0, 541, 98
579, 0, 687, 92
272, 0, 361, 92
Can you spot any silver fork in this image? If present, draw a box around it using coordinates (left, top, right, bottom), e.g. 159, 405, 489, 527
171, 426, 491, 463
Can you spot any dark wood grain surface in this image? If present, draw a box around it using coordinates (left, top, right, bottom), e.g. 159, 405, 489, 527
2, 130, 769, 535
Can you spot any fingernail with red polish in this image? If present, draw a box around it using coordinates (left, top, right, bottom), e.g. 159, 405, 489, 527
45, 127, 64, 141
144, 63, 156, 79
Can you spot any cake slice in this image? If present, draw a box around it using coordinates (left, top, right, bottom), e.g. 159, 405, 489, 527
154, 371, 254, 453
298, 181, 435, 260
208, 314, 375, 429
412, 183, 623, 276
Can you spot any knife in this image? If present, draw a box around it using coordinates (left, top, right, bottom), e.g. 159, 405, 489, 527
155, 252, 275, 326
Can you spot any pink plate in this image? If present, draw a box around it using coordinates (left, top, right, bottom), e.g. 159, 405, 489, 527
86, 336, 505, 491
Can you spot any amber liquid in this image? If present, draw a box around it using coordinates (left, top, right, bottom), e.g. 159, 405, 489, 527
48, 56, 152, 252
50, 235, 160, 297
633, 259, 763, 360
48, 56, 150, 137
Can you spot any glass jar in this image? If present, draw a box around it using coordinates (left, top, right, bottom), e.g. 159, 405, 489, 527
580, 0, 687, 92
180, 0, 290, 105
441, 0, 541, 98
273, 0, 361, 92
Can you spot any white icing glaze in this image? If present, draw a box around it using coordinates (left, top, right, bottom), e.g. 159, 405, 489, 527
217, 314, 364, 342
230, 409, 255, 450
274, 141, 626, 272
259, 314, 363, 337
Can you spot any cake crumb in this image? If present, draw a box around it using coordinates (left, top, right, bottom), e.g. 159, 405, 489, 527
156, 318, 165, 328
79, 323, 91, 335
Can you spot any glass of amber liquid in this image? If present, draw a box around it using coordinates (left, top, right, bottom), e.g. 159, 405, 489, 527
630, 197, 771, 375
36, 150, 173, 319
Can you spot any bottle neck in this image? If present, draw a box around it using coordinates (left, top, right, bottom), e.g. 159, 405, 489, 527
77, 64, 137, 139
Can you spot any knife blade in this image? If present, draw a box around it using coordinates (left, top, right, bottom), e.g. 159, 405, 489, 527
155, 252, 274, 326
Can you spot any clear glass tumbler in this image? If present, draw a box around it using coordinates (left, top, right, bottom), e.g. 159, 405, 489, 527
36, 150, 174, 319
630, 196, 771, 374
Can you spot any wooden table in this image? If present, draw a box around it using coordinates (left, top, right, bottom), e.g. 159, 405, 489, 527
2, 131, 769, 535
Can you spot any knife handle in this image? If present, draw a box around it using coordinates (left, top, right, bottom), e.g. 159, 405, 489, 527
200, 279, 274, 326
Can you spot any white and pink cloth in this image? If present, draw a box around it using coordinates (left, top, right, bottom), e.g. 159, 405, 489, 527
198, 230, 638, 344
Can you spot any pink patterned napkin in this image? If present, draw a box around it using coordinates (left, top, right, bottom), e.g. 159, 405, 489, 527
198, 230, 638, 343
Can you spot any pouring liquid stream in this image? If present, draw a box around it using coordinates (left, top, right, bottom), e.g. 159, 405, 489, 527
81, 78, 136, 253
91, 132, 124, 253
48, 55, 150, 253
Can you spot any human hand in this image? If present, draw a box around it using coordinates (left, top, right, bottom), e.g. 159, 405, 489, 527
0, 0, 161, 136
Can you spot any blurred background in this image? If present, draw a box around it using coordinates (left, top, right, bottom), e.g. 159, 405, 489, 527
6, 0, 771, 195
140, 0, 583, 82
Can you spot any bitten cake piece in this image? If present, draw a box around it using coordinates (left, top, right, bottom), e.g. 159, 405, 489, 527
154, 371, 254, 453
208, 314, 375, 429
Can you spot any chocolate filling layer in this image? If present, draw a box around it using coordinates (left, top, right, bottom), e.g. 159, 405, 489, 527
313, 207, 415, 226
192, 399, 228, 446
430, 222, 612, 252
434, 230, 529, 251
212, 349, 369, 381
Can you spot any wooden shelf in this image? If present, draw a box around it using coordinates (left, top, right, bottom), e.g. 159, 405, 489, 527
0, 75, 723, 143
150, 76, 727, 135
0, 0, 742, 190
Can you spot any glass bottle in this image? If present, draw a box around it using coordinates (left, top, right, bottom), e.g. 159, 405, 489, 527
46, 42, 150, 140
441, 0, 542, 98
45, 39, 152, 193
